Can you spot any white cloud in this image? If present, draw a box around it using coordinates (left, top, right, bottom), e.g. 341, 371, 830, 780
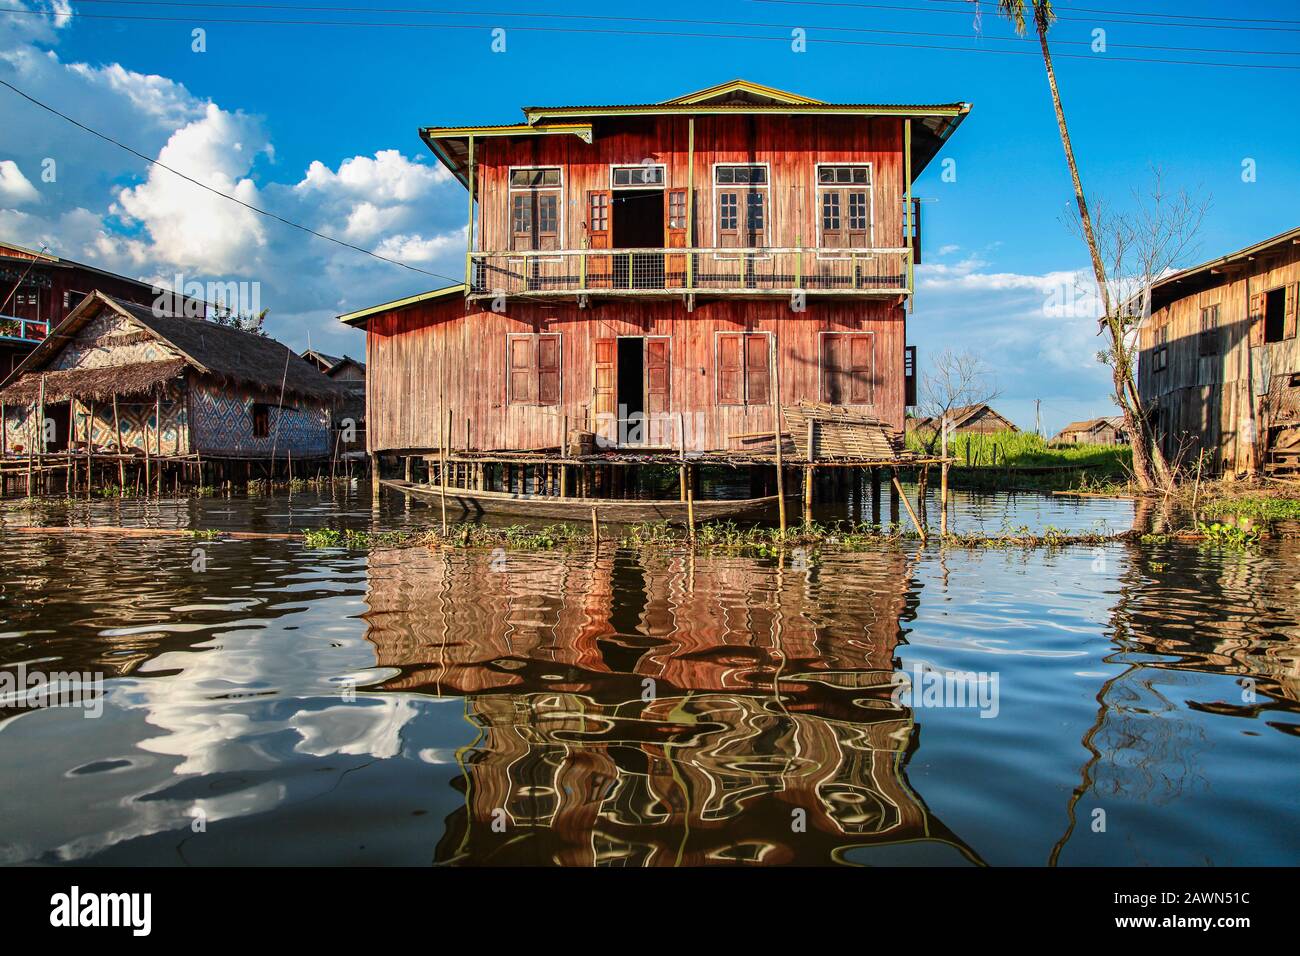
0, 160, 39, 204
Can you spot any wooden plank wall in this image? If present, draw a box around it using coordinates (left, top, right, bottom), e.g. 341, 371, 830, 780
1138, 242, 1300, 473
475, 115, 906, 253
365, 296, 906, 454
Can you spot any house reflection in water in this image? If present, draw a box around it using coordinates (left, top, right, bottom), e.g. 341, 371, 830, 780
360, 546, 979, 866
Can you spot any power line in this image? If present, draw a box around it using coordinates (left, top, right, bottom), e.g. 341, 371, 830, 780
920, 0, 1300, 26
50, 1, 1300, 56
0, 76, 464, 284
751, 0, 1300, 33
6, 8, 1299, 70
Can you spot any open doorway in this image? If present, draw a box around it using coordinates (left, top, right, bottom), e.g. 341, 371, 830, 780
1264, 287, 1286, 343
617, 338, 645, 442
44, 402, 70, 451
612, 189, 664, 288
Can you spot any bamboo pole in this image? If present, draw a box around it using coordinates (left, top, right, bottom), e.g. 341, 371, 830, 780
940, 462, 949, 538
892, 473, 926, 543
772, 338, 786, 535
804, 465, 814, 525
112, 394, 125, 490
686, 486, 695, 541
440, 408, 450, 535
591, 505, 599, 546
155, 390, 162, 496
86, 400, 94, 500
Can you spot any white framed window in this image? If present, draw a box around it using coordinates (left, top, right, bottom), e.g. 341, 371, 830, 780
610, 164, 666, 188
815, 163, 873, 257
711, 163, 771, 258
507, 166, 564, 259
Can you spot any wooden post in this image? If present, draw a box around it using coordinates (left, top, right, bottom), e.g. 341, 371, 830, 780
804, 464, 814, 526
370, 452, 381, 500
888, 468, 899, 526
440, 408, 450, 535
112, 394, 125, 490
591, 505, 599, 546
86, 400, 94, 500
917, 464, 929, 531
892, 473, 927, 543
940, 461, 950, 538
772, 338, 786, 536
404, 455, 412, 483
686, 486, 695, 540
155, 391, 163, 497
870, 466, 882, 526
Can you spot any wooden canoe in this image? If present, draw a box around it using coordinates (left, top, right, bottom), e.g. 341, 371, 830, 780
381, 480, 790, 524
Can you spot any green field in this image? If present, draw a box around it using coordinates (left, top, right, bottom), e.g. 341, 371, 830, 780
906, 429, 1133, 489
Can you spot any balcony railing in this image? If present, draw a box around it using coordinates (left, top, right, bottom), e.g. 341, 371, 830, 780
467, 246, 912, 299
0, 316, 50, 343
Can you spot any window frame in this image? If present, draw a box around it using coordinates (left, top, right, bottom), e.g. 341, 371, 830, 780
506, 165, 564, 261
609, 163, 666, 190
1152, 324, 1169, 373
714, 330, 773, 407
1198, 304, 1220, 356
818, 331, 876, 406
815, 163, 874, 259
505, 331, 563, 407
711, 162, 772, 260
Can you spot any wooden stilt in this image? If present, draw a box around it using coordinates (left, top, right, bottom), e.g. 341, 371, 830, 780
940, 461, 950, 538
888, 468, 899, 526
686, 485, 696, 540
803, 464, 814, 526
892, 473, 926, 543
772, 343, 786, 536
591, 505, 599, 545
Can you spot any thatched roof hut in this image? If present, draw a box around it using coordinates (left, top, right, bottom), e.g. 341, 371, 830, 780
0, 291, 342, 459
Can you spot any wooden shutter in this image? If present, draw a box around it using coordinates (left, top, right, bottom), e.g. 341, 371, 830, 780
537, 194, 559, 251
586, 190, 611, 283
821, 192, 844, 249
645, 337, 670, 414
537, 334, 560, 405
718, 192, 740, 249
718, 333, 744, 404
1285, 283, 1298, 340
645, 336, 671, 445
593, 337, 617, 444
509, 336, 535, 404
744, 190, 767, 248
849, 334, 873, 404
510, 194, 532, 252
745, 334, 771, 405
822, 333, 846, 403
1249, 292, 1265, 347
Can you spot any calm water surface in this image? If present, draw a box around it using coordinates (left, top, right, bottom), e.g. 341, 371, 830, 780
0, 487, 1296, 866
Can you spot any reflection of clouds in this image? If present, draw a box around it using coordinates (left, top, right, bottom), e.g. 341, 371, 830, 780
291, 697, 421, 759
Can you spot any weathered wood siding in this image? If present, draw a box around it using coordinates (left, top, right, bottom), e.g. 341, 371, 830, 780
1138, 241, 1300, 473
475, 115, 907, 252
365, 296, 906, 454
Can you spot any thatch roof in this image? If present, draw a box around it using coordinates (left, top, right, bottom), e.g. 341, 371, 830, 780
0, 360, 186, 405
0, 293, 343, 405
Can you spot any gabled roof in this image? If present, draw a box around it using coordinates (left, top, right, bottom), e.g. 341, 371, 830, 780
0, 292, 340, 403
660, 79, 825, 106
1148, 225, 1300, 314
422, 80, 970, 187
338, 284, 466, 326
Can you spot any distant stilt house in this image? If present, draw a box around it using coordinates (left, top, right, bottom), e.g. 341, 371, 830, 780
1052, 416, 1127, 446
0, 238, 207, 378
1137, 225, 1300, 476
0, 292, 341, 493
300, 348, 367, 455
340, 80, 969, 516
910, 403, 1017, 437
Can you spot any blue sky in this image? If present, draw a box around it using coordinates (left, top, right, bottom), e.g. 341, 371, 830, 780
1, 0, 1297, 433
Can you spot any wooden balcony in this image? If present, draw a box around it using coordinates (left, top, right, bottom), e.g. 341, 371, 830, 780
467, 246, 912, 302
0, 316, 50, 344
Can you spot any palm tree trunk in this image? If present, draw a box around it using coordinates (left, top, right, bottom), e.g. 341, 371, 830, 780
1034, 23, 1169, 491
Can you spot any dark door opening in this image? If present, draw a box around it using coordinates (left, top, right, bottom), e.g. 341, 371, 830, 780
45, 402, 70, 451
612, 189, 664, 288
1264, 287, 1286, 343
617, 337, 645, 444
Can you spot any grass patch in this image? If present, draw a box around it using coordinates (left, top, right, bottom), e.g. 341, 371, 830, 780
1200, 494, 1300, 523
908, 429, 1132, 490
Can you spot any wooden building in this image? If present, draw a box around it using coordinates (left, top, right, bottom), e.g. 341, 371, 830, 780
1052, 416, 1127, 446
910, 402, 1017, 437
0, 291, 340, 493
341, 80, 968, 487
301, 348, 367, 456
0, 238, 207, 379
1137, 225, 1300, 476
